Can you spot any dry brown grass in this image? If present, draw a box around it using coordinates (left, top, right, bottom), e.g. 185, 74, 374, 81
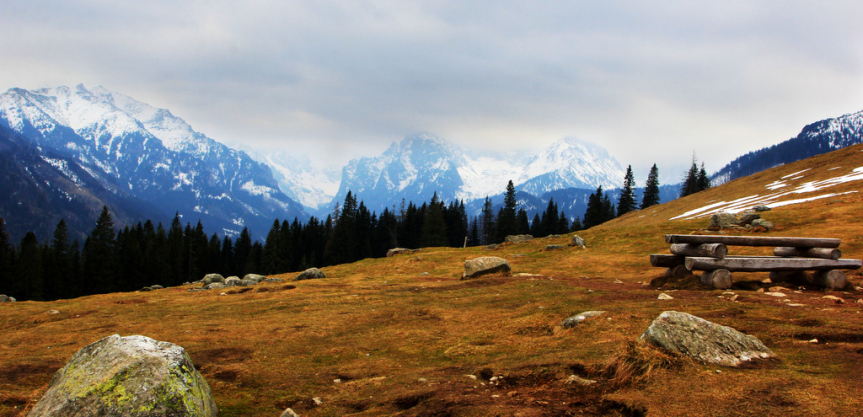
3, 145, 863, 416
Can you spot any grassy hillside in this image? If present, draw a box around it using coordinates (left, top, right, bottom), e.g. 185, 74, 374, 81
3, 145, 863, 416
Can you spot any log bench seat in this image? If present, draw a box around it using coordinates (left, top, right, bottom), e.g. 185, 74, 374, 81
650, 235, 861, 290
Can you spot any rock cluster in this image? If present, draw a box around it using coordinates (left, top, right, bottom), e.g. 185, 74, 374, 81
707, 207, 774, 232
640, 311, 776, 367
462, 257, 511, 279
0, 294, 16, 302
28, 334, 218, 417
198, 273, 283, 290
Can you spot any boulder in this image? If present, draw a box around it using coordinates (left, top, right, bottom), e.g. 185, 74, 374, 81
561, 311, 606, 329
738, 210, 760, 225
27, 334, 217, 417
571, 235, 586, 248
203, 282, 226, 290
751, 219, 774, 230
295, 267, 326, 281
708, 212, 740, 230
224, 276, 242, 286
243, 274, 266, 284
239, 279, 256, 286
462, 257, 511, 280
505, 234, 534, 244
753, 205, 772, 212
0, 294, 15, 302
387, 248, 420, 257
640, 311, 776, 367
202, 273, 225, 285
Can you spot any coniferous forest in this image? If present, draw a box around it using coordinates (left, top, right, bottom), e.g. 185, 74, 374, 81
1, 165, 668, 301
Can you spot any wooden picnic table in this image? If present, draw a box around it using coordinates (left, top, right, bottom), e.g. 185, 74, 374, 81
650, 234, 862, 290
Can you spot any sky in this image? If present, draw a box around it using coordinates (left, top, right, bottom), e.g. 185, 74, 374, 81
2, 1, 863, 183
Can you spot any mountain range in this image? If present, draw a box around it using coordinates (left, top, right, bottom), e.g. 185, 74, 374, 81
0, 85, 307, 241
1, 84, 861, 243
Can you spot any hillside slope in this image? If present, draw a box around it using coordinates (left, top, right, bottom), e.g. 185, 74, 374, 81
2, 145, 863, 416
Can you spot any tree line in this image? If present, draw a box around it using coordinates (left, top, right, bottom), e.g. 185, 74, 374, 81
0, 160, 708, 302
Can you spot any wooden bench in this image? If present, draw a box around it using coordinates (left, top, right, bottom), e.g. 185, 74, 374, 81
650, 235, 862, 290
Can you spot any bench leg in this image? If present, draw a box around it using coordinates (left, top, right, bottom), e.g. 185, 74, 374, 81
701, 269, 732, 289
814, 269, 847, 291
665, 264, 691, 279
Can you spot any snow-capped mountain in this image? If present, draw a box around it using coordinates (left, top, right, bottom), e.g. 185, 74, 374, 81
713, 109, 863, 184
240, 149, 341, 211
332, 133, 625, 213
0, 84, 307, 239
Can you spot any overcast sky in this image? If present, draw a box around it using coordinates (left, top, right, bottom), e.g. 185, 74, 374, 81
3, 1, 863, 182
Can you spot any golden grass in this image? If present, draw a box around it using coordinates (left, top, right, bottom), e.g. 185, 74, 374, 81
3, 145, 863, 416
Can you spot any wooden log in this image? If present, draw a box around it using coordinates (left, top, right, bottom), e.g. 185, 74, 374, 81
774, 247, 841, 260
701, 269, 732, 289
685, 256, 863, 272
650, 254, 686, 268
669, 243, 727, 259
814, 269, 847, 290
665, 265, 692, 279
665, 234, 841, 248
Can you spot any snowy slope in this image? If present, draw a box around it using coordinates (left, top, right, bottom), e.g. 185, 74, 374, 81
241, 148, 341, 210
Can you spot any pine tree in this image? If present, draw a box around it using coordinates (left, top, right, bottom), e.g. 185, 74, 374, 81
641, 164, 661, 209
480, 197, 495, 245
602, 193, 616, 221
83, 206, 117, 294
571, 217, 583, 232
517, 209, 530, 235
696, 162, 711, 192
617, 165, 637, 217
15, 232, 43, 300
262, 220, 283, 274
421, 192, 449, 247
680, 156, 700, 198
234, 227, 253, 275
0, 217, 13, 295
495, 180, 518, 241
583, 187, 604, 229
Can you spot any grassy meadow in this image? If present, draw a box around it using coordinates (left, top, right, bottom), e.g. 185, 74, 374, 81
3, 145, 863, 416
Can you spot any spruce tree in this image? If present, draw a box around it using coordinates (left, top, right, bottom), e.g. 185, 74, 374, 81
0, 217, 12, 295
480, 197, 495, 245
421, 192, 449, 248
15, 232, 43, 300
83, 206, 117, 294
602, 193, 616, 221
641, 164, 661, 209
517, 209, 530, 235
234, 227, 253, 274
696, 162, 711, 192
617, 165, 637, 217
262, 219, 283, 274
583, 187, 604, 229
495, 180, 518, 240
680, 156, 700, 198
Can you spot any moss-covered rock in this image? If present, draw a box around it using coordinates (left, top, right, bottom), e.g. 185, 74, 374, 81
28, 334, 218, 417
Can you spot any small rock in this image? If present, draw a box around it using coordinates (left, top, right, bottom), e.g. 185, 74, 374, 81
857, 299, 863, 305
809, 338, 819, 344
769, 286, 791, 292
505, 234, 534, 244
614, 279, 624, 284
484, 244, 500, 250
203, 282, 226, 290
242, 274, 266, 283
313, 397, 323, 406
563, 375, 596, 386
545, 245, 565, 251
48, 310, 60, 315
787, 303, 806, 307
751, 219, 774, 230
822, 295, 844, 304
753, 205, 772, 212
658, 293, 674, 300
571, 235, 586, 247
729, 295, 739, 301
265, 278, 285, 283
764, 292, 786, 297
561, 311, 606, 328
280, 408, 300, 417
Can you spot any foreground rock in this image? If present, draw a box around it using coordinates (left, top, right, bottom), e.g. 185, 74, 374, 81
28, 334, 217, 417
640, 311, 775, 367
571, 235, 586, 248
462, 257, 511, 279
561, 311, 606, 328
202, 273, 225, 285
295, 267, 326, 281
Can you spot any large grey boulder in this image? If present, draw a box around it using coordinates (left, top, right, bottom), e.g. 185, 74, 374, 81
28, 334, 217, 417
1, 294, 17, 302
640, 311, 776, 367
202, 273, 225, 285
295, 267, 326, 281
561, 311, 606, 329
709, 212, 740, 230
224, 276, 242, 287
203, 282, 226, 290
505, 234, 534, 244
462, 257, 511, 280
738, 209, 760, 225
751, 218, 774, 230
